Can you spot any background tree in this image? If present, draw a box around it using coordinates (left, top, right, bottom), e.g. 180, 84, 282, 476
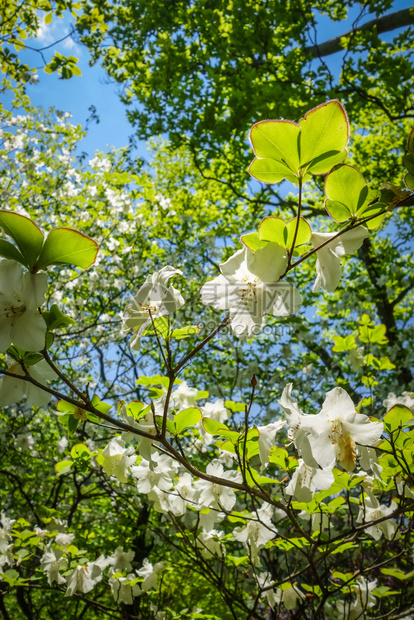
0, 1, 414, 619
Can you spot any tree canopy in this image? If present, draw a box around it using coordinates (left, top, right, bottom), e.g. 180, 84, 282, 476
0, 1, 414, 619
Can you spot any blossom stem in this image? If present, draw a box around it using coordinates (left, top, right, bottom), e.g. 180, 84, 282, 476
287, 176, 302, 267
148, 309, 169, 370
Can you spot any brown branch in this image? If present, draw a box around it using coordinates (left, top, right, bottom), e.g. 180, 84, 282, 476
305, 7, 414, 58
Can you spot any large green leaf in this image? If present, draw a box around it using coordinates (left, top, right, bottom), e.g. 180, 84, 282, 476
0, 239, 26, 264
174, 407, 202, 434
306, 149, 347, 175
384, 404, 413, 432
403, 153, 414, 175
324, 199, 352, 222
250, 120, 300, 173
0, 211, 44, 268
36, 228, 99, 270
285, 217, 312, 247
171, 325, 200, 340
202, 418, 240, 443
299, 100, 349, 171
248, 157, 297, 184
405, 172, 414, 191
258, 217, 285, 245
241, 232, 268, 252
324, 164, 379, 223
258, 216, 311, 248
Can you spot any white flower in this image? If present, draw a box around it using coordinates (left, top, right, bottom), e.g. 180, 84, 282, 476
88, 555, 112, 581
40, 546, 67, 585
121, 266, 184, 350
56, 436, 68, 453
136, 558, 164, 591
202, 399, 228, 424
110, 547, 135, 573
118, 405, 158, 461
383, 391, 414, 410
311, 227, 369, 292
292, 387, 383, 472
285, 458, 335, 503
257, 420, 286, 471
279, 384, 319, 469
171, 381, 198, 410
0, 260, 48, 351
275, 584, 306, 610
357, 497, 399, 540
0, 359, 56, 407
0, 513, 14, 554
336, 576, 377, 620
65, 565, 96, 596
196, 460, 242, 512
257, 573, 278, 608
197, 529, 226, 558
15, 432, 34, 451
101, 437, 136, 483
131, 458, 173, 495
201, 245, 301, 338
233, 504, 276, 564
55, 532, 75, 547
110, 573, 141, 605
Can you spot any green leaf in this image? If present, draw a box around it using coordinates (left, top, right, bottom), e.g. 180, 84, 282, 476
268, 446, 291, 470
324, 199, 352, 222
407, 126, 414, 155
248, 157, 297, 184
142, 316, 170, 339
155, 416, 175, 434
384, 405, 413, 432
42, 304, 75, 330
250, 120, 300, 174
174, 407, 202, 434
258, 217, 285, 245
0, 211, 44, 268
171, 325, 200, 339
91, 393, 112, 413
55, 460, 74, 475
258, 216, 311, 248
44, 12, 53, 24
124, 401, 150, 420
299, 100, 348, 172
404, 172, 414, 191
306, 149, 347, 175
381, 567, 411, 581
371, 586, 401, 598
285, 217, 312, 247
0, 239, 26, 263
329, 542, 357, 554
224, 400, 246, 413
202, 418, 240, 443
241, 232, 267, 252
324, 165, 368, 216
402, 153, 414, 175
71, 443, 90, 459
359, 203, 387, 230
137, 375, 170, 388
36, 228, 99, 270
332, 335, 356, 352
68, 416, 80, 435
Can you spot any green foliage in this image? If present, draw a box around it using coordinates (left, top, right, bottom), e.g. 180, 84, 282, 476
0, 211, 99, 271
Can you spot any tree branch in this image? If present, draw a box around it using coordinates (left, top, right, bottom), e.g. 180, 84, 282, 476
306, 7, 414, 58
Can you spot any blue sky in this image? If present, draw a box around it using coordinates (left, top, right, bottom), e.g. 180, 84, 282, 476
22, 0, 413, 161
